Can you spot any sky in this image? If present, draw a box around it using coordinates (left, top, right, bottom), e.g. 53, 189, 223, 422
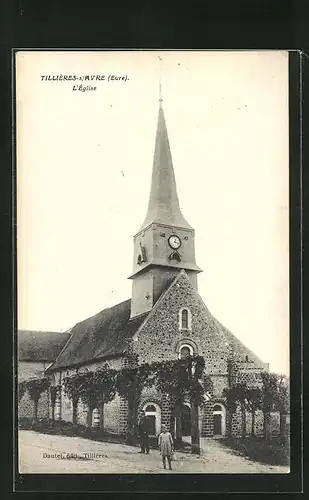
16, 50, 289, 375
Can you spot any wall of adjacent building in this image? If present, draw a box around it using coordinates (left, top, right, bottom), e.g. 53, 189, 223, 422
18, 360, 50, 419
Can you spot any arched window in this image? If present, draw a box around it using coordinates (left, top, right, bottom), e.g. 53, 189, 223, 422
179, 307, 192, 330
142, 402, 161, 436
182, 309, 189, 328
179, 344, 194, 359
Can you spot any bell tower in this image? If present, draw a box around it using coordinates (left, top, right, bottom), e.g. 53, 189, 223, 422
129, 97, 202, 318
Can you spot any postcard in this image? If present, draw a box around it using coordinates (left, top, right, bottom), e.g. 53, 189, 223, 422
16, 50, 290, 477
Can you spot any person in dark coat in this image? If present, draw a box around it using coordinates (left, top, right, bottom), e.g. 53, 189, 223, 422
138, 410, 150, 454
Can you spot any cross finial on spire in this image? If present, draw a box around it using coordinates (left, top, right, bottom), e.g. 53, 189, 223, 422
159, 81, 163, 103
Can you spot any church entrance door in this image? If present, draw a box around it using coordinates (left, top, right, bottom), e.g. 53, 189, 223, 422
213, 403, 226, 436
143, 403, 161, 436
181, 404, 191, 436
213, 414, 222, 435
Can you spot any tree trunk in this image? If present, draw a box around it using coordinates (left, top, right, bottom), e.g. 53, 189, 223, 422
227, 410, 233, 437
279, 412, 289, 444
264, 412, 271, 441
86, 407, 93, 428
33, 399, 38, 421
126, 395, 135, 444
51, 403, 55, 425
241, 402, 246, 439
100, 401, 104, 429
251, 410, 255, 436
72, 399, 78, 425
174, 404, 182, 448
191, 402, 200, 455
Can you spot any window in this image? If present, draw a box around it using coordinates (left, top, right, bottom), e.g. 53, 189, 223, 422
182, 309, 189, 328
179, 344, 194, 359
142, 402, 161, 436
179, 307, 192, 330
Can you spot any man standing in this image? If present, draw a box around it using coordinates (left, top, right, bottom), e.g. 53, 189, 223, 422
138, 410, 150, 454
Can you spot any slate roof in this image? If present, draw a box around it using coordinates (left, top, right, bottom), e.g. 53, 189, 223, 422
46, 299, 149, 372
18, 330, 72, 362
212, 317, 267, 368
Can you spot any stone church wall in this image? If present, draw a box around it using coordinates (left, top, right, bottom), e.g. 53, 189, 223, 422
104, 394, 122, 434
35, 273, 267, 438
130, 272, 266, 438
132, 272, 266, 372
211, 374, 229, 397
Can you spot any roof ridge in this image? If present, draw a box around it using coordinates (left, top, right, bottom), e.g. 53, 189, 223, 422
71, 298, 131, 331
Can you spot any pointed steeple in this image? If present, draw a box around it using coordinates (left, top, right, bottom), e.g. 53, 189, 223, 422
129, 94, 202, 318
140, 102, 193, 231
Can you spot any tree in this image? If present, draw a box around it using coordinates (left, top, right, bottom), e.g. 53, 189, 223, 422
244, 387, 263, 436
63, 366, 117, 428
260, 372, 278, 441
18, 381, 27, 402
116, 363, 152, 443
115, 356, 207, 451
154, 355, 206, 454
272, 374, 290, 442
26, 378, 50, 421
223, 383, 247, 438
90, 366, 117, 429
50, 385, 61, 425
63, 373, 84, 425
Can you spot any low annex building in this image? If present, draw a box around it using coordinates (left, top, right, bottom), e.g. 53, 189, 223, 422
23, 99, 272, 438
18, 330, 71, 419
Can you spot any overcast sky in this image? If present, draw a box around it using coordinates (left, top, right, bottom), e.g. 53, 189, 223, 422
16, 50, 289, 375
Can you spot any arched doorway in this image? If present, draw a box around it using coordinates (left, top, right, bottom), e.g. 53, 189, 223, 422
142, 402, 161, 436
213, 403, 226, 436
181, 403, 191, 436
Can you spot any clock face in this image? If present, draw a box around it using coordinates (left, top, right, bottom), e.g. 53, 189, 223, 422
168, 235, 181, 249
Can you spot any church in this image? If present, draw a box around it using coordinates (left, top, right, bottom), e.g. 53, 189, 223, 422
43, 98, 269, 439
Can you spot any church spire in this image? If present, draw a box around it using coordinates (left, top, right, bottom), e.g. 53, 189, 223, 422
129, 90, 201, 318
140, 99, 193, 231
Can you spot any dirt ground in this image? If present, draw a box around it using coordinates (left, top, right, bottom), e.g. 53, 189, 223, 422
18, 430, 289, 474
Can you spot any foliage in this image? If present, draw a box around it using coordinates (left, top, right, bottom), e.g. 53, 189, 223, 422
63, 365, 118, 410
152, 355, 206, 405
221, 436, 290, 467
80, 368, 117, 410
260, 372, 289, 413
115, 356, 206, 405
63, 373, 83, 404
18, 381, 27, 401
22, 377, 50, 420
244, 387, 263, 414
50, 385, 61, 406
274, 375, 290, 413
223, 383, 247, 413
26, 377, 50, 404
115, 363, 153, 400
